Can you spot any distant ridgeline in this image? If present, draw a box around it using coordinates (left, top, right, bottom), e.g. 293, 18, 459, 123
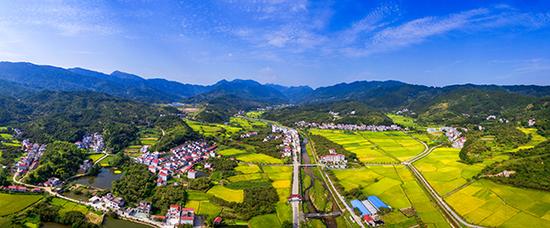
0, 61, 549, 134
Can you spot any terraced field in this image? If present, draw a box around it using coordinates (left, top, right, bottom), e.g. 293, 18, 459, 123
310, 129, 424, 163
124, 129, 160, 157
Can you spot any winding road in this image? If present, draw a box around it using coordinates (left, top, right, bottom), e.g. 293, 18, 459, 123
404, 140, 485, 228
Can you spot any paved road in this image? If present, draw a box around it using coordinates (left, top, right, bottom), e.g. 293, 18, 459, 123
288, 127, 302, 228
405, 140, 484, 228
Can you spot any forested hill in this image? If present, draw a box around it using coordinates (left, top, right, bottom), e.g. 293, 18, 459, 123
0, 91, 185, 151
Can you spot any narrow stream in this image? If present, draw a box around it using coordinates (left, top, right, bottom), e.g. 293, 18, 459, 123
301, 138, 338, 227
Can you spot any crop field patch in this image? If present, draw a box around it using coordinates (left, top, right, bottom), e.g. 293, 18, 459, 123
87, 153, 104, 162
218, 148, 247, 156
235, 153, 283, 164
248, 214, 281, 228
228, 173, 264, 182
207, 185, 244, 203
235, 163, 261, 174
0, 193, 43, 216
51, 198, 90, 215
444, 179, 550, 227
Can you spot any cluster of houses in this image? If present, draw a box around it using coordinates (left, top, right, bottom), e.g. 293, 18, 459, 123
351, 196, 390, 226
125, 202, 152, 219
272, 125, 294, 157
427, 127, 466, 149
319, 149, 347, 169
395, 108, 415, 116
0, 185, 42, 193
75, 133, 105, 152
486, 115, 510, 123
89, 193, 126, 210
42, 177, 62, 187
441, 127, 466, 149
240, 131, 258, 138
78, 159, 93, 174
16, 140, 46, 175
136, 140, 217, 186
295, 121, 403, 132
528, 118, 536, 127
164, 204, 195, 226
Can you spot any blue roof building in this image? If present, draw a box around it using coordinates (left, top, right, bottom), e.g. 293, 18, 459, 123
368, 196, 390, 209
351, 199, 371, 216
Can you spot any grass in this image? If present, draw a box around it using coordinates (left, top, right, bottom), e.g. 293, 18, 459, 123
207, 185, 244, 203
0, 193, 43, 216
248, 214, 281, 228
98, 155, 115, 167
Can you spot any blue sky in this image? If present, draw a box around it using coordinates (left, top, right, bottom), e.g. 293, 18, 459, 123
1, 0, 549, 87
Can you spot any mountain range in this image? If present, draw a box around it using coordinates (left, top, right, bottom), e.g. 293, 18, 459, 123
1, 61, 550, 110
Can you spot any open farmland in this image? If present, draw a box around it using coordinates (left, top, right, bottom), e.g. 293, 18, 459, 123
248, 214, 281, 228
309, 129, 397, 163
310, 129, 425, 163
415, 147, 506, 196
359, 131, 425, 161
229, 117, 267, 131
87, 153, 104, 162
331, 166, 449, 227
511, 127, 546, 151
186, 120, 242, 138
262, 165, 292, 224
123, 129, 160, 157
445, 179, 550, 227
0, 193, 43, 216
219, 147, 283, 164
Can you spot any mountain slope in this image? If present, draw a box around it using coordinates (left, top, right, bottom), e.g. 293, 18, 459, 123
0, 62, 209, 102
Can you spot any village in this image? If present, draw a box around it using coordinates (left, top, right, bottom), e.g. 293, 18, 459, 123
136, 140, 217, 186
295, 121, 403, 132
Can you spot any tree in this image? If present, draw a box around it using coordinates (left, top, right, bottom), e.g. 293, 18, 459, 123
151, 185, 188, 214
26, 141, 87, 183
112, 164, 156, 205
0, 168, 9, 186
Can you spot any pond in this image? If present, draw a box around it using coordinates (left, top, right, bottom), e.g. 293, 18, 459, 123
74, 168, 122, 190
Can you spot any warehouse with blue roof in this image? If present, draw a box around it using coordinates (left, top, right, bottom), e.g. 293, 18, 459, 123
368, 196, 390, 210
351, 199, 371, 216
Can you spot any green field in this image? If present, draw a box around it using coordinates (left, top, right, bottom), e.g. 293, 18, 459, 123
262, 165, 292, 224
245, 111, 265, 119
218, 148, 247, 156
229, 117, 267, 131
207, 185, 244, 203
185, 200, 222, 217
387, 114, 421, 130
0, 193, 43, 216
50, 198, 90, 215
123, 129, 160, 157
512, 127, 546, 151
235, 164, 261, 174
186, 120, 242, 137
248, 214, 281, 228
310, 129, 424, 163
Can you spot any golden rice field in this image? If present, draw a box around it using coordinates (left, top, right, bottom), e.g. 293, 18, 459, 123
417, 145, 550, 227
309, 129, 425, 163
207, 185, 244, 203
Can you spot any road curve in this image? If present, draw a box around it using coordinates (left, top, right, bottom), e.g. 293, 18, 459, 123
406, 140, 485, 228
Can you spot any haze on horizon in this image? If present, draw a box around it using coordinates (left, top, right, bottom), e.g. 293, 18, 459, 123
1, 0, 549, 87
